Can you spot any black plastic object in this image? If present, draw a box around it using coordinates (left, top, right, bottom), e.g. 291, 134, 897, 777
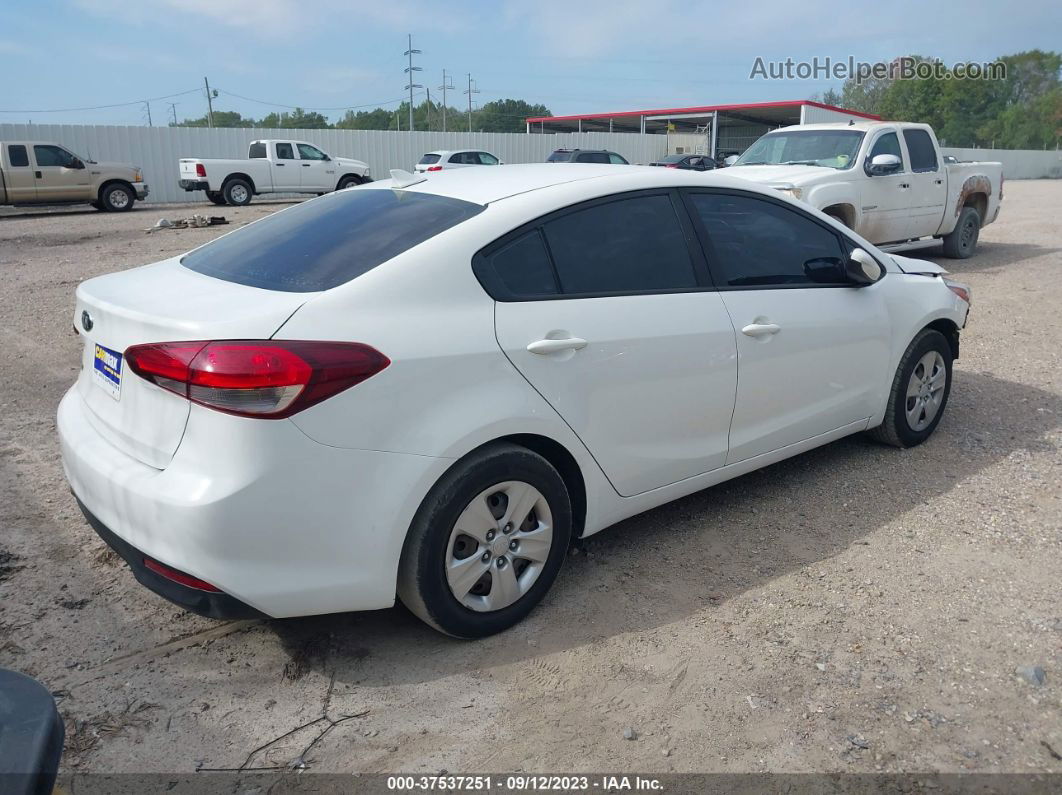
0, 668, 65, 795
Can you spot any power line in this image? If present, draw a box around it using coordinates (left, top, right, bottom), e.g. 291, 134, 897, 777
215, 88, 415, 113
0, 87, 201, 114
403, 34, 423, 132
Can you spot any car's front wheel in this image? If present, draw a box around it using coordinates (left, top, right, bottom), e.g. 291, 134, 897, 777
868, 328, 953, 447
397, 443, 572, 638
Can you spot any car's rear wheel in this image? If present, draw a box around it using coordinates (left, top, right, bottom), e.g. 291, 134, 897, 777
222, 178, 252, 206
868, 329, 953, 448
942, 206, 980, 258
397, 443, 572, 638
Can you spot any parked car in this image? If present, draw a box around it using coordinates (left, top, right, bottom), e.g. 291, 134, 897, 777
547, 149, 628, 164
178, 140, 371, 206
59, 165, 970, 638
415, 150, 503, 172
727, 122, 1002, 258
1, 140, 148, 211
650, 154, 715, 171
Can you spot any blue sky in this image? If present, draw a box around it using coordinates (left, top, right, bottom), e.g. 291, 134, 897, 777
1, 0, 1059, 126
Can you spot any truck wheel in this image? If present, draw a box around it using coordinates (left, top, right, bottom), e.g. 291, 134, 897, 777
942, 206, 980, 259
100, 183, 135, 212
223, 178, 253, 206
206, 191, 227, 206
336, 175, 362, 190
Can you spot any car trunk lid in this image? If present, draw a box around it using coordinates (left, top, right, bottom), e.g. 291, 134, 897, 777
74, 257, 313, 469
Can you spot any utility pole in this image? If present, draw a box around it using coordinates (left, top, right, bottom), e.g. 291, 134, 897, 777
203, 76, 215, 128
168, 103, 179, 126
426, 87, 432, 130
464, 73, 479, 133
438, 69, 454, 132
142, 100, 152, 127
403, 34, 422, 132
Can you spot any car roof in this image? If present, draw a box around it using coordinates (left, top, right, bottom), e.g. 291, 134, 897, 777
424, 149, 490, 156
370, 163, 778, 205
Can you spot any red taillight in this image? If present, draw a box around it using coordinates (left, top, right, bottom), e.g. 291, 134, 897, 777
426, 165, 442, 171
125, 340, 390, 419
143, 557, 221, 592
195, 163, 207, 178
665, 164, 679, 168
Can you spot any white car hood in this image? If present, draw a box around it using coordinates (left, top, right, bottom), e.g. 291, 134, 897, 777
726, 164, 840, 186
334, 156, 369, 170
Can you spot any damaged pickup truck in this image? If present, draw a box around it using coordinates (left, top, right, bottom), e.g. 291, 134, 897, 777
727, 122, 1002, 258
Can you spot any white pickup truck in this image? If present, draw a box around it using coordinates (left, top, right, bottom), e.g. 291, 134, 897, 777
728, 122, 1002, 258
178, 139, 371, 206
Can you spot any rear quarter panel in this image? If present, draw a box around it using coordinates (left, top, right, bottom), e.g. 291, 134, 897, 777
940, 162, 1003, 234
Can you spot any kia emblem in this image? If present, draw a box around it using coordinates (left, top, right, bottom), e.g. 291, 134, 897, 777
81, 310, 93, 332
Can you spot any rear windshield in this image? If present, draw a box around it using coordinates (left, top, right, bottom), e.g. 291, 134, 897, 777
658, 154, 686, 163
181, 189, 484, 292
248, 142, 267, 159
418, 153, 441, 164
547, 150, 572, 162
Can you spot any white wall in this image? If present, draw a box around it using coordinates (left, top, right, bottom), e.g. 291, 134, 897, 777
0, 124, 670, 204
941, 147, 1062, 180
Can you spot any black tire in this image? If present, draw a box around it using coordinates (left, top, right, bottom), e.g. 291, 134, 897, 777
206, 191, 227, 206
99, 182, 135, 212
222, 178, 253, 206
868, 329, 953, 448
90, 200, 103, 210
942, 206, 980, 259
336, 174, 362, 190
397, 443, 572, 638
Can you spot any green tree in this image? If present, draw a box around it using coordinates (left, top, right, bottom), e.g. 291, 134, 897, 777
259, 107, 330, 129
172, 110, 256, 128
475, 99, 552, 132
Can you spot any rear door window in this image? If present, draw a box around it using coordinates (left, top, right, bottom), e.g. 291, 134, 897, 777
576, 152, 609, 164
182, 189, 484, 292
542, 194, 697, 294
7, 145, 29, 167
274, 142, 295, 160
488, 230, 559, 297
902, 129, 938, 172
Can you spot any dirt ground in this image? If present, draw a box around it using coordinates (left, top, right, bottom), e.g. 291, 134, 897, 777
0, 184, 1059, 777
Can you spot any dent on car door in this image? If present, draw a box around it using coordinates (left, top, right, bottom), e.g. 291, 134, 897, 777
685, 190, 890, 465
485, 191, 737, 497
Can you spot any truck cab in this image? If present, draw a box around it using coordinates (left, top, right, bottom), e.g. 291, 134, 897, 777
1, 141, 148, 211
728, 122, 1002, 258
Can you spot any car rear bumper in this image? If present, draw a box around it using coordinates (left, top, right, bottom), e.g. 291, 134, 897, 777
179, 179, 209, 191
76, 496, 265, 619
57, 385, 451, 618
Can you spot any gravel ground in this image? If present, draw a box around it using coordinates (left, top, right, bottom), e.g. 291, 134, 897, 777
0, 184, 1059, 776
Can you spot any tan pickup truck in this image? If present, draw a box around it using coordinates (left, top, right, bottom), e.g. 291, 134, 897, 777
1, 141, 149, 212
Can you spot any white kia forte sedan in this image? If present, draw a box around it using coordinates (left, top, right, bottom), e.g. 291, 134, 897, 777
58, 164, 971, 638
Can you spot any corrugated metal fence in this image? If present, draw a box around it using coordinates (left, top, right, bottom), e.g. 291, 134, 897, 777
0, 124, 670, 204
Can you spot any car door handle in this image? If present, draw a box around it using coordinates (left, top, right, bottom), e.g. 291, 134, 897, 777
934, 178, 943, 184
527, 337, 588, 355
275, 162, 285, 166
899, 182, 910, 189
741, 323, 780, 338
35, 171, 42, 179
302, 163, 311, 167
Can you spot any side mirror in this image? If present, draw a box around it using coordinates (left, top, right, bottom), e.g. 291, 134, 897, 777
867, 153, 901, 176
723, 155, 739, 166
846, 248, 883, 284
323, 154, 331, 161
